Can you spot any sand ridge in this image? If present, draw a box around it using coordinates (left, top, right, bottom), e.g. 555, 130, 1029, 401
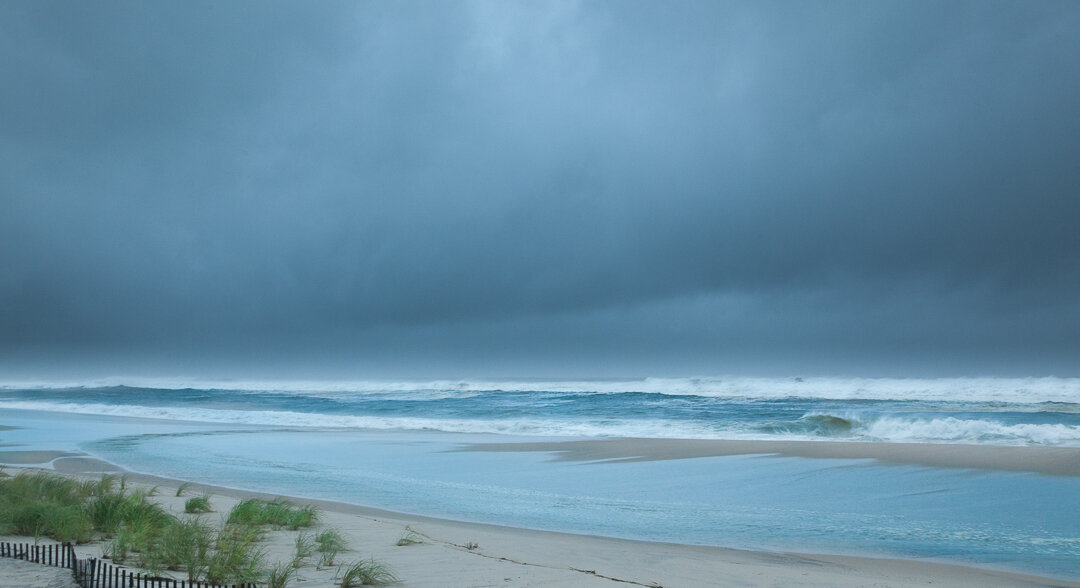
458, 437, 1080, 476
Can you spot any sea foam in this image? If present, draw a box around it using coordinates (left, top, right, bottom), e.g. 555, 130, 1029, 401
2, 400, 1078, 445
2, 375, 1079, 404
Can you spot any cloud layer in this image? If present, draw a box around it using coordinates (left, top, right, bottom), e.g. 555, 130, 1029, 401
3, 1, 1079, 377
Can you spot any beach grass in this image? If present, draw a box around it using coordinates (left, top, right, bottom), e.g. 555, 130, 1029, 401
0, 471, 120, 543
395, 528, 423, 546
266, 562, 296, 588
315, 528, 348, 567
227, 498, 320, 530
0, 471, 268, 583
159, 517, 213, 577
88, 489, 172, 536
184, 495, 213, 514
0, 470, 400, 585
337, 558, 398, 586
204, 523, 265, 585
292, 532, 316, 567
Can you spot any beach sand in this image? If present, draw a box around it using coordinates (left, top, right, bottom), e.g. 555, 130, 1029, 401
0, 555, 80, 588
1, 453, 1076, 588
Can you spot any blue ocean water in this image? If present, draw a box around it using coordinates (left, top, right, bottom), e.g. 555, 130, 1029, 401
2, 376, 1079, 443
1, 377, 1079, 579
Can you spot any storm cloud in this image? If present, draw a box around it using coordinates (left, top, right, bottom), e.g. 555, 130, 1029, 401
2, 1, 1079, 377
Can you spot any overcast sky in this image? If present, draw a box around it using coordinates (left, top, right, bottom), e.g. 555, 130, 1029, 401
2, 1, 1079, 379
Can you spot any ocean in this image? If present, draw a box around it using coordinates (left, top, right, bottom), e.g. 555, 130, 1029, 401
2, 376, 1079, 579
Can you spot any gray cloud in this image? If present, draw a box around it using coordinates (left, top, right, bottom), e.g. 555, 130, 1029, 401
2, 1, 1079, 377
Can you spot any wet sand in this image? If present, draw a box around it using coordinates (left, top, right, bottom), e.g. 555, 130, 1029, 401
0, 449, 85, 465
458, 437, 1080, 476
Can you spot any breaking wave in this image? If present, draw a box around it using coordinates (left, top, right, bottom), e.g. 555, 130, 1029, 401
0, 400, 725, 438
758, 412, 1080, 445
2, 400, 1078, 446
758, 413, 857, 436
861, 416, 1080, 445
2, 376, 1078, 404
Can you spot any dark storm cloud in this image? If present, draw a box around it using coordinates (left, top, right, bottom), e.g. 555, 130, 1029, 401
2, 1, 1079, 376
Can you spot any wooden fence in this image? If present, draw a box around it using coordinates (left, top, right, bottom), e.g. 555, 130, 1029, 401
0, 540, 77, 568
0, 541, 256, 588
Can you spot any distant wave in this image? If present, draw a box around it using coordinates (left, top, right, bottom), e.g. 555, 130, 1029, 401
2, 376, 1079, 404
0, 400, 723, 438
3, 400, 1078, 446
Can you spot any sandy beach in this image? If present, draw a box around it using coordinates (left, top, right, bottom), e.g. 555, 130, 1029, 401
2, 453, 1077, 588
0, 555, 80, 588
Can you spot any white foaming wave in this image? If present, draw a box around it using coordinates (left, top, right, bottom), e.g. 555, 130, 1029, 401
2, 375, 1078, 404
5, 400, 1079, 446
0, 378, 486, 401
861, 416, 1080, 446
0, 400, 729, 439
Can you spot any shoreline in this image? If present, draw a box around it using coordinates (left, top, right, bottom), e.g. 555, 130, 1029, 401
2, 452, 1077, 587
